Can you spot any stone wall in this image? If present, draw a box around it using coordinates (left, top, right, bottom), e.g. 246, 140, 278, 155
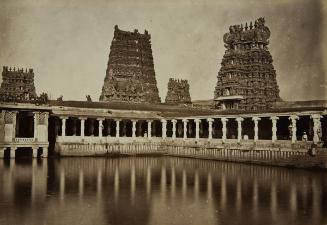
54, 138, 327, 169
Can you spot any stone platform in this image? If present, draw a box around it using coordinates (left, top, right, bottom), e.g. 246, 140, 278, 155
55, 137, 327, 169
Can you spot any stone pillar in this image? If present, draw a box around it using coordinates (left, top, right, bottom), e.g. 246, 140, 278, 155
10, 147, 16, 159
172, 119, 177, 139
132, 120, 137, 139
61, 117, 67, 137
161, 119, 167, 139
252, 117, 261, 142
221, 118, 228, 142
34, 112, 38, 139
289, 115, 299, 143
311, 114, 322, 144
98, 119, 104, 138
236, 117, 243, 143
42, 147, 48, 158
147, 120, 152, 139
80, 118, 85, 138
12, 111, 17, 139
270, 116, 279, 142
115, 119, 120, 138
182, 119, 188, 140
195, 119, 200, 140
0, 148, 5, 158
32, 147, 38, 158
207, 118, 214, 139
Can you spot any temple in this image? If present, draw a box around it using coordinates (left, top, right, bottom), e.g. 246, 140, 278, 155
165, 78, 192, 105
0, 20, 327, 169
0, 66, 37, 102
99, 25, 161, 103
214, 17, 280, 110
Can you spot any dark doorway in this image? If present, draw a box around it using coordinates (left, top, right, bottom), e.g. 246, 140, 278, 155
16, 111, 34, 138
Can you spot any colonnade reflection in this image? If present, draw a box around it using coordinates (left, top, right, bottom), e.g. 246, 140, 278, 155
0, 158, 326, 225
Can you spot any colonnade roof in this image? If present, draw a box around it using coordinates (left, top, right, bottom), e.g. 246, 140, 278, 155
49, 100, 327, 118
0, 100, 326, 119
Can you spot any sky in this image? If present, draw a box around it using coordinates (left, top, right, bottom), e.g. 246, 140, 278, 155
0, 0, 326, 101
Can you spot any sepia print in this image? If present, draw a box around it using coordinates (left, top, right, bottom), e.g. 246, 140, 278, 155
0, 0, 327, 224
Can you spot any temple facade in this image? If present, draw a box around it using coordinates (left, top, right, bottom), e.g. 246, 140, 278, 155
0, 66, 37, 102
99, 25, 161, 103
214, 18, 280, 111
165, 78, 192, 105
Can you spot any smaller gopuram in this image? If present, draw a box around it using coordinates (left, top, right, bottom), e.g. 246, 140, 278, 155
100, 25, 161, 103
214, 17, 280, 111
165, 78, 192, 105
0, 66, 37, 102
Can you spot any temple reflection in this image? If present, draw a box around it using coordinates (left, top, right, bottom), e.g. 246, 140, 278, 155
0, 157, 326, 225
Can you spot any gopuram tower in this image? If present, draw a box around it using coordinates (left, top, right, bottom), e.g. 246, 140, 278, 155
165, 78, 192, 105
0, 66, 37, 102
100, 25, 161, 103
214, 18, 280, 111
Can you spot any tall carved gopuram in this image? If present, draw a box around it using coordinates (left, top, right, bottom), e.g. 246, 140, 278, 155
0, 66, 37, 102
165, 78, 192, 105
100, 25, 161, 103
214, 18, 280, 111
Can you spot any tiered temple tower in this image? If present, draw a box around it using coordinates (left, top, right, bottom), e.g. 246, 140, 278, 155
100, 25, 161, 103
214, 17, 280, 111
0, 66, 37, 102
165, 78, 192, 105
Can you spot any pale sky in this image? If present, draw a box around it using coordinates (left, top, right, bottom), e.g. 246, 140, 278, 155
0, 0, 326, 101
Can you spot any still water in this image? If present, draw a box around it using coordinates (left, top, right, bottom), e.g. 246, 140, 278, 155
0, 157, 326, 225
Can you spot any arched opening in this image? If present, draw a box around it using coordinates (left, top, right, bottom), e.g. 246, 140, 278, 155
16, 111, 34, 138
227, 118, 237, 139
152, 120, 162, 137
258, 117, 272, 140
167, 120, 173, 138
296, 116, 313, 141
176, 120, 183, 138
242, 118, 254, 139
277, 116, 290, 140
188, 120, 196, 138
200, 119, 209, 138
212, 119, 222, 139
125, 120, 133, 137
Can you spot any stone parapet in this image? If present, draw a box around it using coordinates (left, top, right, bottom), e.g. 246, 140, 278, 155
54, 138, 327, 169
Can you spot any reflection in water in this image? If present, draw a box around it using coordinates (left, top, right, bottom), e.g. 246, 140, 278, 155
0, 157, 326, 225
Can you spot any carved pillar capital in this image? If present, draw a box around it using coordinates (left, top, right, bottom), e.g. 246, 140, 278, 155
160, 119, 167, 124
270, 116, 279, 121
288, 115, 299, 121
236, 117, 244, 123
252, 116, 261, 122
